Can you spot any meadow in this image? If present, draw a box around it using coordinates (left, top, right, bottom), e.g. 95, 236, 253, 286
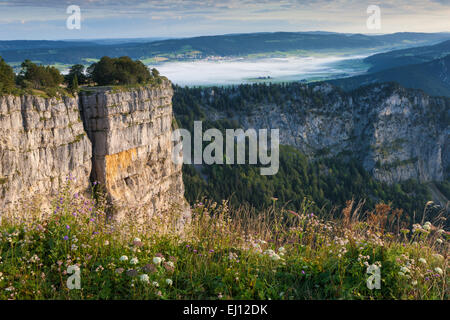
0, 179, 447, 300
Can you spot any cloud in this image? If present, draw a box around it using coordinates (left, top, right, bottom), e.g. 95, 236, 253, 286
0, 0, 448, 39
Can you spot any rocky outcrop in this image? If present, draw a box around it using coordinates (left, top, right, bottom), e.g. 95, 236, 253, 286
80, 81, 189, 220
0, 94, 92, 212
190, 82, 449, 184
0, 81, 189, 222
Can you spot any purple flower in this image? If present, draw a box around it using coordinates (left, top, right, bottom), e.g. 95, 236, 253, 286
66, 225, 70, 229
209, 249, 214, 253
92, 231, 98, 235
301, 270, 305, 274
63, 236, 69, 240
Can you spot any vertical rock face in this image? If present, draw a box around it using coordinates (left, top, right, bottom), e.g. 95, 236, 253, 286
192, 83, 449, 185
80, 80, 189, 220
0, 94, 92, 212
0, 80, 189, 223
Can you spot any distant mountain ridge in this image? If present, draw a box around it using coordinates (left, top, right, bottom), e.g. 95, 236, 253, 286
330, 54, 450, 97
365, 39, 450, 72
1, 31, 449, 65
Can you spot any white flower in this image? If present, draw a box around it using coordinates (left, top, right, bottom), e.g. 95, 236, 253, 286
152, 281, 159, 287
165, 278, 173, 286
278, 247, 285, 253
418, 258, 427, 264
119, 255, 128, 261
436, 239, 443, 244
434, 267, 443, 275
412, 280, 418, 286
423, 223, 431, 231
133, 237, 141, 242
166, 261, 175, 268
139, 274, 149, 283
398, 272, 405, 277
104, 240, 110, 246
400, 266, 410, 273
270, 253, 281, 261
130, 257, 138, 265
153, 257, 162, 265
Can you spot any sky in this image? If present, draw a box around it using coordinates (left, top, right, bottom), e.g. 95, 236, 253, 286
0, 0, 449, 40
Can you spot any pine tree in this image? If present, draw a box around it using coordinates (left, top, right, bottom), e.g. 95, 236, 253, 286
70, 74, 79, 93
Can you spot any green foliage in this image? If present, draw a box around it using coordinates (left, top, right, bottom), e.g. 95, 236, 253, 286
0, 56, 16, 95
17, 59, 64, 90
0, 184, 447, 300
182, 146, 433, 223
87, 56, 153, 86
65, 64, 88, 88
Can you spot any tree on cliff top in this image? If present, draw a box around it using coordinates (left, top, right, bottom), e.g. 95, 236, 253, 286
17, 59, 64, 90
87, 56, 153, 86
0, 56, 16, 94
65, 64, 88, 87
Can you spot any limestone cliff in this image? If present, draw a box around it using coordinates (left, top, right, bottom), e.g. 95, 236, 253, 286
80, 81, 189, 220
0, 81, 189, 222
0, 94, 92, 212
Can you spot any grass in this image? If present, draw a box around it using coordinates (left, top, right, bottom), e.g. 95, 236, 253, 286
0, 180, 448, 300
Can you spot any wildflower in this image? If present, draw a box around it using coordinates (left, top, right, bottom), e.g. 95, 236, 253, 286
119, 255, 128, 262
139, 274, 149, 283
152, 281, 159, 287
63, 236, 69, 241
115, 268, 124, 274
133, 237, 141, 242
218, 293, 223, 299
104, 240, 110, 246
130, 257, 138, 265
400, 266, 410, 273
153, 257, 162, 265
270, 253, 281, 261
143, 264, 157, 273
278, 247, 285, 253
434, 267, 443, 275
66, 225, 70, 230
166, 261, 175, 268
418, 258, 427, 264
165, 278, 173, 286
436, 239, 443, 244
412, 280, 418, 286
